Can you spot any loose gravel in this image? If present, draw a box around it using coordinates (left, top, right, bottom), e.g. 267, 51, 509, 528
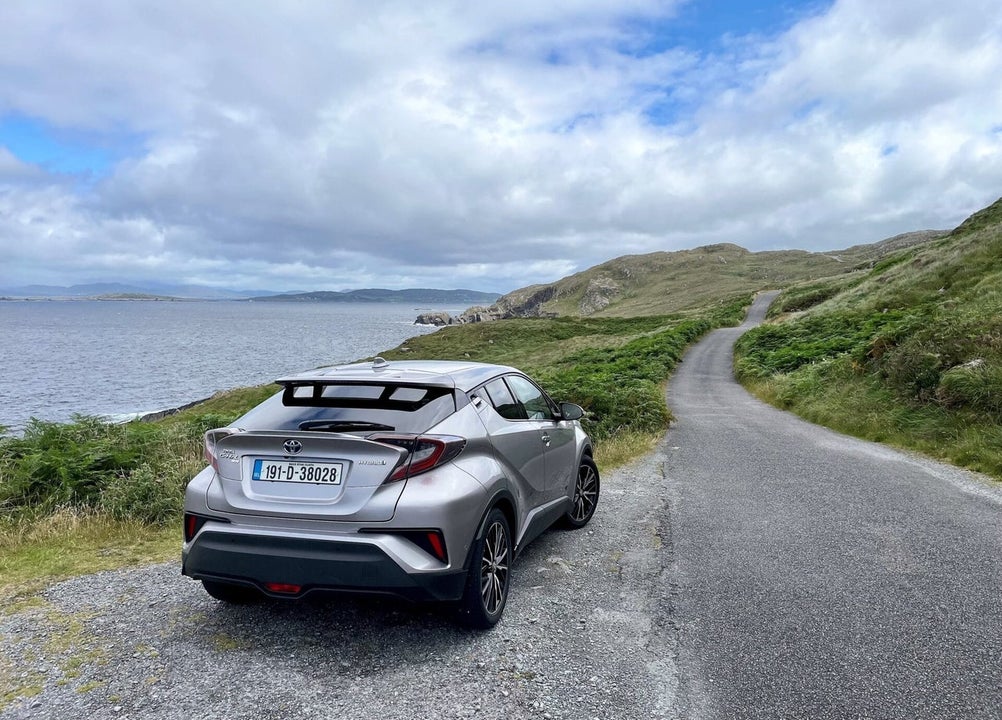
1, 447, 683, 720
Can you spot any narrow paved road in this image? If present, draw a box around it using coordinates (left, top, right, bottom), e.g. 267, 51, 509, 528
663, 292, 1002, 719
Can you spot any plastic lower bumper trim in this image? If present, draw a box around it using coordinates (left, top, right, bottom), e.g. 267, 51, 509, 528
182, 530, 467, 602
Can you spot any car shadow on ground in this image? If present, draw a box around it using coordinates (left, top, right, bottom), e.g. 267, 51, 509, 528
176, 527, 575, 677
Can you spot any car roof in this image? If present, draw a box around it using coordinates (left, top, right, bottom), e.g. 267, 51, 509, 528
275, 358, 522, 392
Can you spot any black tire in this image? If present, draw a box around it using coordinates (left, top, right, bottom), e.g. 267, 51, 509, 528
458, 508, 511, 629
564, 456, 600, 528
201, 579, 261, 604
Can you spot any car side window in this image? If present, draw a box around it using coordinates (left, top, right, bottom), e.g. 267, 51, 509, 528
506, 375, 555, 421
482, 378, 527, 421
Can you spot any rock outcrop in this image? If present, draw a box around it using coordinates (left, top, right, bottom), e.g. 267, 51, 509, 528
414, 311, 454, 326
453, 284, 562, 323
578, 276, 620, 315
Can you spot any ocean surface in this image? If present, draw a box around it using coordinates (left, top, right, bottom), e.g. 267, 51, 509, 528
0, 300, 462, 432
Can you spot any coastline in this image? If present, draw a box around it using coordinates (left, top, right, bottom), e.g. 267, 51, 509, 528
135, 396, 215, 423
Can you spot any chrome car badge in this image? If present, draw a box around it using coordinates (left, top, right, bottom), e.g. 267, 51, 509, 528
283, 439, 303, 455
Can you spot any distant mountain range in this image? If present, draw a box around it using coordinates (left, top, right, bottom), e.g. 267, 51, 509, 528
248, 288, 501, 304
0, 282, 282, 299
0, 283, 499, 304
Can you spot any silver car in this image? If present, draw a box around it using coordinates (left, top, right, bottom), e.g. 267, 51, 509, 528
182, 358, 599, 628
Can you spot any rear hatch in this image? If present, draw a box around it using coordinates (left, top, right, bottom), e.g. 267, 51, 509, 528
205, 430, 408, 521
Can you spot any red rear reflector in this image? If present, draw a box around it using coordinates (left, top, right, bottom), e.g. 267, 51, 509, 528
264, 582, 302, 595
426, 531, 447, 563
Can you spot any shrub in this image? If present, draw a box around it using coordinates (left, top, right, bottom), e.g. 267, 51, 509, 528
539, 319, 710, 440
0, 412, 237, 524
735, 310, 906, 379
937, 361, 1002, 414
100, 463, 183, 524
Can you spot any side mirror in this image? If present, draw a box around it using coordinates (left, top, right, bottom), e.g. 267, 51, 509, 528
559, 402, 584, 421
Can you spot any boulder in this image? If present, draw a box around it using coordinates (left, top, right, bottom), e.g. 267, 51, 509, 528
414, 311, 453, 326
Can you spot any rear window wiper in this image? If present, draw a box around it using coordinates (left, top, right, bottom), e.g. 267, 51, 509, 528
298, 420, 396, 432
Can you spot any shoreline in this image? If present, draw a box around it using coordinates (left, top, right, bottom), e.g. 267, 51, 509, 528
135, 396, 216, 423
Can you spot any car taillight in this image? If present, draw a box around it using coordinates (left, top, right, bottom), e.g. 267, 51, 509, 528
203, 427, 241, 471
368, 434, 467, 483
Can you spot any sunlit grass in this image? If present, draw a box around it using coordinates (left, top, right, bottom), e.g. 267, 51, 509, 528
0, 510, 178, 612
593, 431, 663, 472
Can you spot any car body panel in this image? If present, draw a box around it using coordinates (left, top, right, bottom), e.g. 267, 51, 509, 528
182, 359, 595, 613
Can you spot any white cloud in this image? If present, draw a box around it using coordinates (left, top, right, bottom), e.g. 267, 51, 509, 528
1, 0, 1001, 292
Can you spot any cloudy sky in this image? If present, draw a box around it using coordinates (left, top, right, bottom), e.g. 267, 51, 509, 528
1, 0, 1001, 293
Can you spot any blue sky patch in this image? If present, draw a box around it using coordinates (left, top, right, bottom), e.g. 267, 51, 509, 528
0, 114, 144, 176
621, 1, 833, 128
620, 0, 833, 58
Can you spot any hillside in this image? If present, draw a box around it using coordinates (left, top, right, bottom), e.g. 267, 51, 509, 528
457, 231, 944, 321
735, 197, 1002, 478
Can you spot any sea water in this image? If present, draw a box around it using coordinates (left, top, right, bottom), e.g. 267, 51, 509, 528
0, 300, 460, 432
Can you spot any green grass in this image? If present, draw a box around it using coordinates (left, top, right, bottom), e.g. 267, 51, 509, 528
0, 512, 179, 611
0, 413, 236, 524
388, 297, 748, 444
736, 197, 1002, 480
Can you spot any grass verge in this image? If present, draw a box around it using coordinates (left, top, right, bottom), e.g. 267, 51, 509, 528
740, 364, 1002, 479
735, 199, 1002, 480
0, 511, 178, 613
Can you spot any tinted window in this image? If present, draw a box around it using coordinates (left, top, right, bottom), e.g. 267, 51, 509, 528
483, 378, 526, 421
506, 375, 554, 421
236, 383, 456, 433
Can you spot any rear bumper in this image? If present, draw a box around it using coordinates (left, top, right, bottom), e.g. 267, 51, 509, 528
182, 529, 467, 603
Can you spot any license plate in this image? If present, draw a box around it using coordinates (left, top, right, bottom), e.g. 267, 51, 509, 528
252, 459, 344, 485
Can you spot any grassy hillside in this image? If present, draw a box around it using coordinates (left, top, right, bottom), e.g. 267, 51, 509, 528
735, 198, 1002, 479
467, 231, 942, 320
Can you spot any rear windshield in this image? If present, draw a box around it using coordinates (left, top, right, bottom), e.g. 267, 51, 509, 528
235, 382, 457, 434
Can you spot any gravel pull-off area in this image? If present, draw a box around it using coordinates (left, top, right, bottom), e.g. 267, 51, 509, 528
1, 448, 684, 720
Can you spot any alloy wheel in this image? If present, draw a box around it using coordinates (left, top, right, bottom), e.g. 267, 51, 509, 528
480, 520, 509, 616
571, 462, 599, 523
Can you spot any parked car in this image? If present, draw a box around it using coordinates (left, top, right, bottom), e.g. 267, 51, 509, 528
182, 358, 599, 628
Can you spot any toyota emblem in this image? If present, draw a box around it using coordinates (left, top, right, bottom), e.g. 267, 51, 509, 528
283, 439, 303, 455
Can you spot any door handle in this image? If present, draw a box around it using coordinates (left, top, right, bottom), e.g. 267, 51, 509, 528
541, 433, 551, 446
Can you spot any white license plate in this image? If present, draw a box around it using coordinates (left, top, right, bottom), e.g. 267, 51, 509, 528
252, 459, 344, 485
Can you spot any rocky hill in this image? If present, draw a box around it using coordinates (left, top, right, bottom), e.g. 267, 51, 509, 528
447, 231, 944, 322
